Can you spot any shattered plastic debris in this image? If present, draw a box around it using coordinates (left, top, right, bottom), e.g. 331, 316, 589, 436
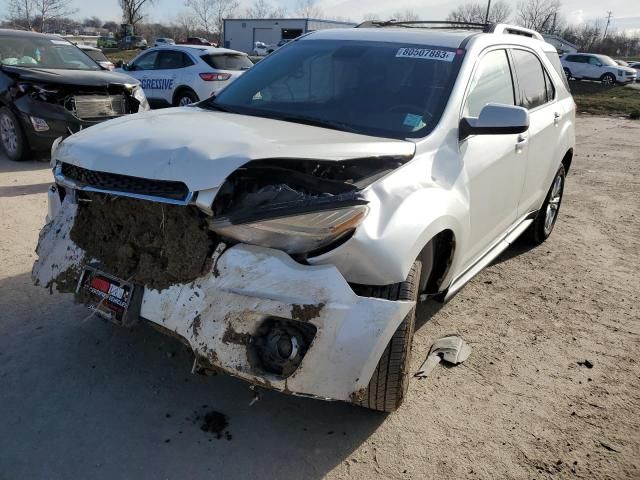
415, 336, 472, 378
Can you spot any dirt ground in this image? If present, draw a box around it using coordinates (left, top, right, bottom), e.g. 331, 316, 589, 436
0, 116, 638, 480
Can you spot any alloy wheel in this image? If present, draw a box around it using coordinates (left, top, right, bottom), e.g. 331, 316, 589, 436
544, 174, 563, 235
0, 114, 18, 156
178, 96, 194, 106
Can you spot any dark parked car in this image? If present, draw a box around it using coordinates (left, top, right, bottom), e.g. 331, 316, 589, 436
0, 29, 149, 161
180, 37, 215, 46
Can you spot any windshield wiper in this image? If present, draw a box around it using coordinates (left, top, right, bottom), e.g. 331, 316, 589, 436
201, 102, 237, 113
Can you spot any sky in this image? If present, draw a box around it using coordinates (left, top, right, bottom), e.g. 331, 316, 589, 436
4, 0, 640, 30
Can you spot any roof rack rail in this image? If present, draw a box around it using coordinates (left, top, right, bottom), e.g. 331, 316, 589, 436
356, 20, 493, 32
488, 23, 544, 41
356, 20, 545, 42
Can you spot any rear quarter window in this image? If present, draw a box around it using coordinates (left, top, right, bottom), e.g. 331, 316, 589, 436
202, 54, 252, 71
545, 52, 569, 89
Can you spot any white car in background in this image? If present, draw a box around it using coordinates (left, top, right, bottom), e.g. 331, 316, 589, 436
154, 38, 176, 47
77, 45, 115, 70
560, 53, 637, 85
252, 41, 273, 56
116, 45, 252, 107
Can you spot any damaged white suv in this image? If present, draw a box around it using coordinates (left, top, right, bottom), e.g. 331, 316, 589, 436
33, 22, 575, 412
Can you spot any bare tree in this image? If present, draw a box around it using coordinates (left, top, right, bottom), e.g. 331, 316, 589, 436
174, 10, 198, 37
244, 0, 286, 19
5, 0, 36, 30
119, 0, 155, 27
295, 0, 322, 18
185, 0, 239, 39
6, 0, 76, 32
391, 9, 419, 22
515, 0, 561, 33
447, 1, 511, 23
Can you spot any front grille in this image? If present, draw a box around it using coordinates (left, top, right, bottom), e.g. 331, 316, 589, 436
65, 94, 128, 120
61, 163, 190, 201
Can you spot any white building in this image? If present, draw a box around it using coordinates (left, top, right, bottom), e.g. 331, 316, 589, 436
223, 18, 356, 53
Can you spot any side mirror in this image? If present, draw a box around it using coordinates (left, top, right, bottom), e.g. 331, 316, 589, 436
459, 104, 529, 141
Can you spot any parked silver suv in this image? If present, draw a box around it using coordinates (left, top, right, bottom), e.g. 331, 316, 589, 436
34, 22, 576, 412
561, 53, 637, 85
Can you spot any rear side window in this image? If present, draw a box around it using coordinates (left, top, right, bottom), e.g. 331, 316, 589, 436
545, 52, 569, 89
565, 55, 580, 63
156, 50, 192, 69
464, 49, 515, 117
511, 50, 548, 110
202, 54, 253, 71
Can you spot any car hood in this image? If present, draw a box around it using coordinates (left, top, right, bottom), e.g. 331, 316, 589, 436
0, 65, 139, 87
54, 107, 416, 192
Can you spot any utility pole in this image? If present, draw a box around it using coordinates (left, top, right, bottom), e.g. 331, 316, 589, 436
603, 11, 613, 39
484, 0, 492, 24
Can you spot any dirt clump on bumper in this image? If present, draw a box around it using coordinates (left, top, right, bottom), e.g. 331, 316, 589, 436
70, 193, 215, 291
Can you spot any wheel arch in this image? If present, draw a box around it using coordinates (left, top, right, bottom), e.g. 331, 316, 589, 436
172, 85, 199, 105
562, 148, 573, 174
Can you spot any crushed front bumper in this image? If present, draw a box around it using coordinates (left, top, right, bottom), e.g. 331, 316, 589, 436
32, 198, 414, 402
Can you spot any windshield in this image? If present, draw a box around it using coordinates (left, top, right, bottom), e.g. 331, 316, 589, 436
597, 55, 618, 67
211, 39, 464, 139
202, 54, 253, 70
0, 35, 101, 70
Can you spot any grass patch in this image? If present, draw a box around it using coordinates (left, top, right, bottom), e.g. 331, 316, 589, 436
570, 80, 640, 118
104, 49, 141, 65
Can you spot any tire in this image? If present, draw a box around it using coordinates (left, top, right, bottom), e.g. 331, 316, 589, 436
0, 107, 29, 162
174, 90, 199, 107
356, 260, 422, 412
601, 73, 616, 86
525, 165, 565, 244
563, 68, 572, 80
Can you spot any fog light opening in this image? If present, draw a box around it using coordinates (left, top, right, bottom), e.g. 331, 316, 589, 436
253, 319, 317, 377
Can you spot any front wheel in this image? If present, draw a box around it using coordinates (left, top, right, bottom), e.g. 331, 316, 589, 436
601, 73, 616, 86
356, 260, 422, 412
525, 165, 565, 244
0, 107, 27, 162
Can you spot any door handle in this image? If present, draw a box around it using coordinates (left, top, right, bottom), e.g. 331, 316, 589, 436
554, 112, 561, 125
515, 134, 528, 153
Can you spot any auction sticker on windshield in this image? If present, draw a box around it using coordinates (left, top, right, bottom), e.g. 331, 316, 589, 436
396, 48, 455, 62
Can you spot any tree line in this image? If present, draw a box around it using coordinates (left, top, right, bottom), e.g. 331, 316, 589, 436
2, 0, 639, 56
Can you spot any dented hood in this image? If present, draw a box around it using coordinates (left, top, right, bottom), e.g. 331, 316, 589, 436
54, 107, 416, 192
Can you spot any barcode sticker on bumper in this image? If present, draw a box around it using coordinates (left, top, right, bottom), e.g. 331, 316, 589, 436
396, 48, 455, 62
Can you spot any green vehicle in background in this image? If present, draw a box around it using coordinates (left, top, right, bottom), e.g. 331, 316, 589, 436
97, 36, 118, 49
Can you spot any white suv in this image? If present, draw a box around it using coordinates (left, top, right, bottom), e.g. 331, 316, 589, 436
561, 53, 637, 85
34, 22, 575, 412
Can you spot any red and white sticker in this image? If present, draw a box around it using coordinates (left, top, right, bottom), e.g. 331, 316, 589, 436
396, 48, 455, 62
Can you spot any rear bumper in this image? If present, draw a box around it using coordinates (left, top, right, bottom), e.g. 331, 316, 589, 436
32, 196, 414, 402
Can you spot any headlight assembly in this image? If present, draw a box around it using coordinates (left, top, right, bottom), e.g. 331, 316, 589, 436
132, 86, 150, 111
209, 205, 368, 254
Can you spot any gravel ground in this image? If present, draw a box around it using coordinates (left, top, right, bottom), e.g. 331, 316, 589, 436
0, 116, 638, 479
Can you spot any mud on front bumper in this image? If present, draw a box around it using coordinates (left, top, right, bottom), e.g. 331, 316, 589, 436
32, 198, 414, 403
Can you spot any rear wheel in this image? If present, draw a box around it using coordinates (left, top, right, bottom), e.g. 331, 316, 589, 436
601, 73, 616, 86
563, 67, 572, 80
525, 165, 565, 244
0, 107, 27, 162
174, 90, 199, 107
356, 260, 422, 412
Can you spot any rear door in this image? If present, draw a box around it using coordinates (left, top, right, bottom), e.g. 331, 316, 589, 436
459, 48, 528, 268
153, 50, 191, 104
565, 55, 585, 77
510, 48, 560, 214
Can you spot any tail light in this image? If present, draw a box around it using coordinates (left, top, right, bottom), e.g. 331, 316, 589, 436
199, 72, 232, 81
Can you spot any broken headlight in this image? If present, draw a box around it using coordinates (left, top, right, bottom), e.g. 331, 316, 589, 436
209, 205, 368, 255
132, 86, 150, 111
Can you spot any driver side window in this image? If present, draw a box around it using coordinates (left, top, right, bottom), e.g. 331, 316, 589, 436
131, 51, 158, 71
464, 49, 515, 118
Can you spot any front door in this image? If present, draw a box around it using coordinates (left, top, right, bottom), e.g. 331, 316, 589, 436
459, 48, 528, 269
